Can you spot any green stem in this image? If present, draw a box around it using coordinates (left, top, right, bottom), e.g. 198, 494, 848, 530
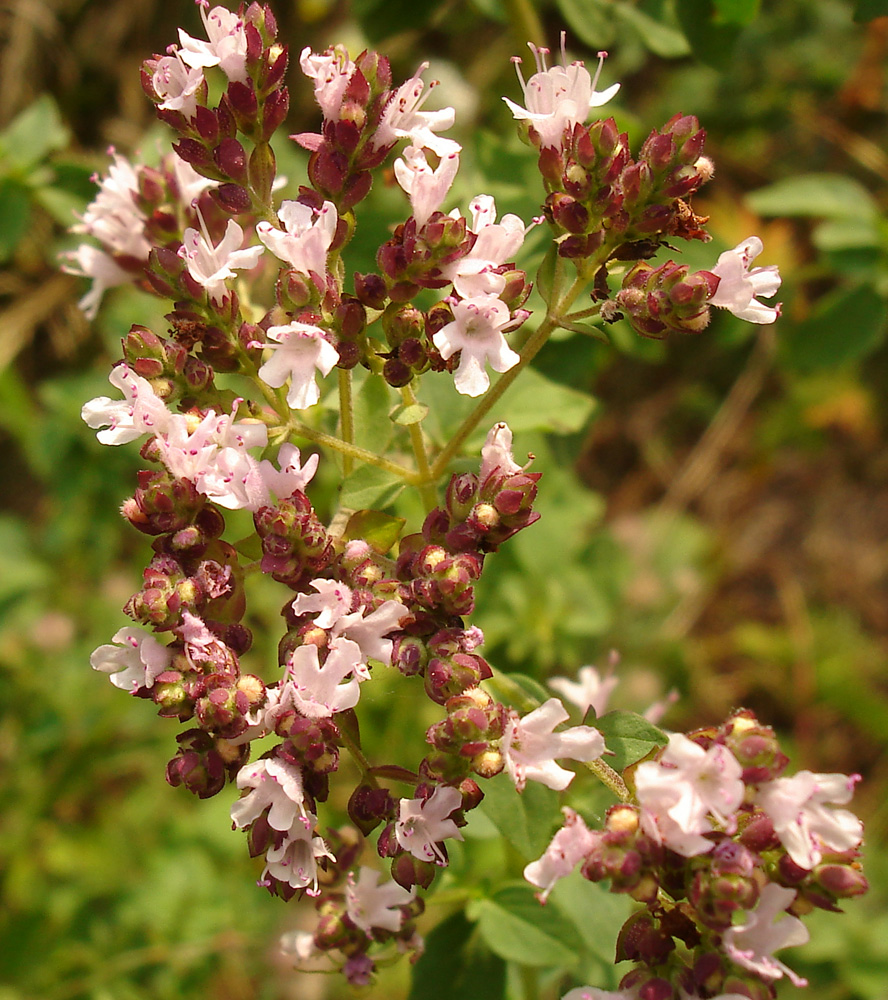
584, 757, 631, 802
287, 420, 419, 482
338, 368, 355, 477
400, 383, 438, 513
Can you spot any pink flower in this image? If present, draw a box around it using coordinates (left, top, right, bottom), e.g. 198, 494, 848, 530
299, 45, 355, 120
478, 421, 524, 482
433, 294, 520, 397
81, 363, 171, 445
152, 52, 204, 118
281, 639, 364, 718
442, 195, 530, 299
178, 4, 248, 83
178, 217, 264, 304
722, 884, 809, 986
393, 145, 461, 227
503, 37, 620, 149
709, 237, 781, 324
346, 867, 414, 935
524, 807, 595, 900
256, 199, 337, 278
63, 244, 133, 319
257, 321, 339, 410
755, 770, 863, 870
90, 626, 172, 691
256, 443, 320, 502
72, 151, 149, 258
395, 785, 464, 864
231, 757, 310, 833
548, 664, 618, 718
374, 63, 459, 156
503, 697, 606, 791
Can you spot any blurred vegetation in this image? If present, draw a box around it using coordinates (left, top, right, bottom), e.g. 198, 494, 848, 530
1, 0, 887, 997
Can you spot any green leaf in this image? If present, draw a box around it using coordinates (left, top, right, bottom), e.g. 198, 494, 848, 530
746, 174, 878, 221
0, 180, 31, 262
344, 509, 405, 554
390, 401, 429, 426
780, 284, 888, 372
813, 217, 880, 252
484, 670, 550, 712
0, 95, 69, 171
549, 869, 633, 964
479, 772, 562, 859
409, 910, 506, 1000
482, 366, 596, 440
595, 710, 668, 772
339, 464, 404, 509
854, 0, 888, 21
353, 370, 395, 453
675, 0, 745, 68
615, 5, 690, 58
475, 883, 583, 968
554, 0, 616, 49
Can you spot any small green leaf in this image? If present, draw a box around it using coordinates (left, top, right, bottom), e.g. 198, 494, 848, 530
409, 911, 506, 1000
596, 710, 668, 772
475, 883, 583, 968
549, 869, 633, 964
0, 95, 69, 171
339, 464, 404, 509
615, 5, 690, 58
780, 284, 888, 372
746, 174, 877, 221
344, 508, 406, 553
479, 772, 562, 859
484, 670, 549, 712
390, 401, 429, 426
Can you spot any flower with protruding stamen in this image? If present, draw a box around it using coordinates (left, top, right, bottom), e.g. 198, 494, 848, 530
432, 294, 519, 397
178, 217, 264, 304
300, 45, 355, 120
257, 321, 339, 410
256, 199, 338, 279
395, 785, 464, 864
178, 4, 248, 83
504, 35, 620, 149
374, 63, 459, 156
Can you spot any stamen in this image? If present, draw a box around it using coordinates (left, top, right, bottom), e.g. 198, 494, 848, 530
590, 51, 609, 93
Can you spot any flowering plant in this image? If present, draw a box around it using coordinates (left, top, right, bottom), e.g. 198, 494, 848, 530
72, 3, 866, 997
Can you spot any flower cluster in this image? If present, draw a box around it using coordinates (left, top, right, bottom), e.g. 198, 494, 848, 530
74, 2, 858, 993
527, 711, 866, 1000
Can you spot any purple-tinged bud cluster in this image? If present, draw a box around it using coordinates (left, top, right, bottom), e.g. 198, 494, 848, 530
253, 490, 334, 587
614, 260, 719, 339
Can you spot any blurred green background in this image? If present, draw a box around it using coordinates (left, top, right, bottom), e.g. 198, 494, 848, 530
1, 0, 887, 997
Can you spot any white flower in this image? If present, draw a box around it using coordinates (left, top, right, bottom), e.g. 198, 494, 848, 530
178, 5, 248, 83
265, 828, 335, 894
709, 236, 781, 324
257, 321, 339, 410
256, 199, 338, 277
549, 665, 618, 718
178, 217, 264, 304
63, 244, 133, 319
299, 45, 355, 120
635, 735, 744, 857
256, 443, 320, 502
346, 867, 414, 935
722, 884, 809, 986
279, 929, 319, 962
72, 151, 149, 259
433, 294, 520, 397
503, 37, 620, 149
281, 639, 364, 718
524, 807, 595, 900
395, 785, 465, 864
503, 697, 606, 791
81, 363, 171, 445
374, 63, 459, 156
393, 145, 461, 228
442, 195, 530, 299
231, 757, 310, 834
478, 421, 524, 482
170, 155, 218, 205
755, 770, 863, 870
152, 52, 204, 118
90, 626, 172, 691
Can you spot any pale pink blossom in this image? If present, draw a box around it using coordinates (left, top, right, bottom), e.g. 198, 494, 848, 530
178, 4, 248, 83
709, 237, 782, 324
178, 217, 264, 304
72, 151, 148, 258
524, 807, 595, 900
504, 37, 620, 149
503, 697, 606, 791
479, 421, 524, 482
549, 665, 618, 718
635, 735, 744, 856
81, 363, 171, 445
442, 195, 530, 299
256, 443, 320, 502
264, 827, 335, 894
152, 52, 204, 118
395, 785, 465, 864
257, 321, 339, 410
279, 929, 319, 962
299, 45, 355, 120
393, 145, 461, 227
178, 610, 233, 670
63, 244, 134, 319
374, 63, 459, 156
170, 154, 219, 205
433, 294, 520, 397
722, 884, 809, 986
755, 770, 863, 870
281, 639, 364, 718
346, 867, 415, 935
90, 626, 172, 691
231, 757, 310, 834
256, 199, 337, 277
